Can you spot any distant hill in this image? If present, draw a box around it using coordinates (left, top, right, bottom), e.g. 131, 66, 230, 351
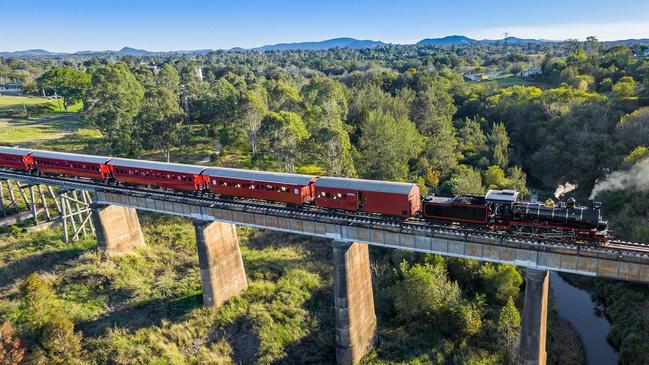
482, 36, 552, 45
253, 37, 386, 51
604, 38, 649, 46
417, 35, 477, 46
2, 35, 649, 57
0, 49, 65, 57
117, 47, 152, 56
417, 35, 555, 46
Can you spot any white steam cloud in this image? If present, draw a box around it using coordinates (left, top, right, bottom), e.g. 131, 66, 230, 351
554, 182, 577, 199
589, 158, 649, 199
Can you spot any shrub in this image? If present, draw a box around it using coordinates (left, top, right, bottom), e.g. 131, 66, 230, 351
392, 261, 461, 324
0, 321, 25, 365
19, 274, 83, 364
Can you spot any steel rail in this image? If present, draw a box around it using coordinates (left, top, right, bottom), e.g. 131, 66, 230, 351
1, 169, 648, 261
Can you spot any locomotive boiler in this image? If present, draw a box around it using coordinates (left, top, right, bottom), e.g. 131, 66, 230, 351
423, 189, 608, 243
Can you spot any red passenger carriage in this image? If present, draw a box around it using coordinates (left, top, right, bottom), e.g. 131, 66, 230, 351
0, 147, 35, 171
314, 177, 420, 218
108, 158, 208, 192
31, 150, 112, 180
202, 167, 316, 205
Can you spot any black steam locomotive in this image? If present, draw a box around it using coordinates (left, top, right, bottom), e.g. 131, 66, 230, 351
422, 189, 609, 243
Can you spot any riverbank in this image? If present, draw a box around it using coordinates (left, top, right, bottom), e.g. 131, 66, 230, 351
548, 308, 587, 365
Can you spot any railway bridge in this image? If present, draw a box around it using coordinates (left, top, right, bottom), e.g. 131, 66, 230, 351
2, 170, 649, 365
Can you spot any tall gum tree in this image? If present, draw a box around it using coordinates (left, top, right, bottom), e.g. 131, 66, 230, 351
85, 62, 145, 156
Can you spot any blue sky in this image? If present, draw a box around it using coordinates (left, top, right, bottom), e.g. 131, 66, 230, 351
2, 0, 649, 52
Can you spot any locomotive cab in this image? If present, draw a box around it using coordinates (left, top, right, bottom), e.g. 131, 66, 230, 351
485, 189, 520, 225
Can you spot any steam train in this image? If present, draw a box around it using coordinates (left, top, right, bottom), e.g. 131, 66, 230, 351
0, 147, 609, 244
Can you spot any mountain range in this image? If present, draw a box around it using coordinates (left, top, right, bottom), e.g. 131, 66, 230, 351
2, 36, 648, 57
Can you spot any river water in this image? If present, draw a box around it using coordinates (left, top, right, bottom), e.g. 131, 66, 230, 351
550, 271, 619, 365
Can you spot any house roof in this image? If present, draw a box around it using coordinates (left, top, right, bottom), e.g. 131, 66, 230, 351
108, 158, 207, 175
0, 146, 33, 156
31, 150, 112, 165
315, 177, 417, 195
202, 167, 315, 185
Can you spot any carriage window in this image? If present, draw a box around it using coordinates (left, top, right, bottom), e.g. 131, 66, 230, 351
294, 188, 299, 195
235, 184, 241, 188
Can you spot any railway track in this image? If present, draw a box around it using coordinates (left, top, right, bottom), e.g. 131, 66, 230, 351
2, 169, 649, 259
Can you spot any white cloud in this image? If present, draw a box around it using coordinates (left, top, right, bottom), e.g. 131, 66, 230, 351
466, 22, 649, 41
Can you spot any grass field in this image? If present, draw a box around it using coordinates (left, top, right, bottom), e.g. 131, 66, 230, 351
0, 95, 82, 114
0, 114, 81, 146
0, 95, 95, 149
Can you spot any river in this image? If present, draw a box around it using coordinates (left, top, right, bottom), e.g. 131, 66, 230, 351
550, 271, 619, 365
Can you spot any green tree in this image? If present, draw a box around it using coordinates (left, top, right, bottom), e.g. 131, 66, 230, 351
392, 261, 461, 324
458, 117, 488, 167
210, 78, 240, 142
137, 87, 185, 162
445, 165, 484, 195
612, 76, 637, 98
85, 62, 145, 155
489, 122, 510, 169
483, 165, 508, 189
497, 297, 521, 352
301, 76, 348, 128
157, 63, 181, 93
266, 78, 301, 112
617, 108, 649, 152
313, 124, 357, 177
479, 263, 523, 303
410, 82, 459, 172
507, 166, 528, 196
450, 299, 484, 337
239, 90, 269, 156
133, 64, 155, 88
301, 77, 355, 176
358, 109, 423, 181
37, 67, 91, 111
259, 111, 310, 172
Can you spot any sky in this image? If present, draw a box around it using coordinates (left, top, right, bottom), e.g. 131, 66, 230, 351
2, 0, 649, 52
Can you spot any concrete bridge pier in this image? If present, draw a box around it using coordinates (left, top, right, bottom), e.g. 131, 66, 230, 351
332, 241, 377, 365
193, 221, 248, 308
92, 203, 145, 255
517, 268, 549, 365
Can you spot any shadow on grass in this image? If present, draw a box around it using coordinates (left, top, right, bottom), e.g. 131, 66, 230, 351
78, 293, 203, 338
0, 247, 85, 287
246, 230, 333, 261
221, 316, 260, 365
271, 286, 336, 365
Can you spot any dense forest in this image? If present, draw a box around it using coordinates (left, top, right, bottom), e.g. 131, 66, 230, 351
1, 39, 648, 364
